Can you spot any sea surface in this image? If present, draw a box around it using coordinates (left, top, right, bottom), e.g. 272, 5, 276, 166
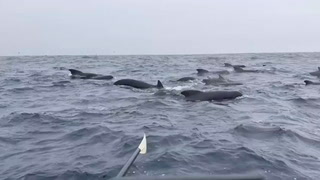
0, 53, 320, 180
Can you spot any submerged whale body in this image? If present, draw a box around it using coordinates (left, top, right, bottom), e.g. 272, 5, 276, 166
224, 63, 246, 68
304, 80, 320, 85
202, 75, 226, 85
68, 69, 113, 80
114, 79, 164, 89
181, 90, 242, 101
202, 75, 243, 86
233, 66, 259, 73
310, 67, 320, 77
177, 77, 196, 82
196, 68, 229, 76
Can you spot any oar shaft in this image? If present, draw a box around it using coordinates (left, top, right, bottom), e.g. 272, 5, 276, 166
117, 148, 141, 177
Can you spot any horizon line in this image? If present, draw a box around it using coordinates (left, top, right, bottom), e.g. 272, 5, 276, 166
0, 50, 319, 57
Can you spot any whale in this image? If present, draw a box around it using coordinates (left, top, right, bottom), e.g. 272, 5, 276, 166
196, 68, 229, 76
177, 77, 196, 82
224, 63, 246, 68
233, 66, 260, 73
304, 80, 320, 85
181, 90, 242, 101
114, 79, 164, 89
68, 69, 113, 80
202, 75, 226, 84
310, 67, 320, 77
202, 75, 243, 86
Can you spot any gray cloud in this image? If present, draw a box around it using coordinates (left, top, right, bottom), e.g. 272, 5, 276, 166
0, 0, 319, 56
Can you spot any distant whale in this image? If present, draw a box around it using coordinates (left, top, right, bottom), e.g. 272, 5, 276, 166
114, 79, 164, 89
69, 69, 113, 80
196, 68, 229, 76
181, 90, 242, 101
233, 66, 259, 73
304, 80, 320, 85
202, 75, 243, 86
177, 77, 196, 82
202, 75, 226, 84
224, 63, 246, 68
310, 67, 320, 77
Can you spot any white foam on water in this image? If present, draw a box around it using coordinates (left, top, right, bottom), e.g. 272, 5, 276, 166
165, 85, 192, 91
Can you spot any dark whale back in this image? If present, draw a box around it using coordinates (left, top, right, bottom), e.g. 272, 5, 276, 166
224, 63, 233, 67
177, 77, 196, 82
304, 80, 320, 85
114, 79, 164, 89
233, 66, 244, 72
202, 75, 225, 85
233, 66, 258, 73
69, 69, 98, 78
92, 75, 114, 80
196, 69, 209, 74
225, 63, 246, 68
233, 65, 246, 68
310, 67, 320, 76
181, 90, 202, 97
304, 80, 313, 85
69, 69, 113, 80
202, 91, 242, 101
181, 90, 242, 101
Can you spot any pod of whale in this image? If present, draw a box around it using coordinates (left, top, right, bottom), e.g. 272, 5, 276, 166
69, 69, 113, 80
181, 90, 242, 101
114, 79, 164, 89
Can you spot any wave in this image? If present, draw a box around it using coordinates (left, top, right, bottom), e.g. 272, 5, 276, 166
53, 67, 67, 70
233, 124, 320, 147
10, 87, 34, 93
22, 170, 103, 180
290, 97, 320, 104
2, 112, 67, 126
52, 81, 71, 87
233, 124, 285, 138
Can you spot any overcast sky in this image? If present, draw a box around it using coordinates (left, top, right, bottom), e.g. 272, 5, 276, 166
0, 0, 320, 56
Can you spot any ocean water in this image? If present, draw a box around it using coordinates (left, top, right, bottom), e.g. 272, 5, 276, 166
0, 53, 320, 180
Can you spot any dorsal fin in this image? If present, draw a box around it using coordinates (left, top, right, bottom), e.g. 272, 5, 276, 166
219, 75, 224, 79
157, 80, 164, 89
318, 67, 320, 71
69, 69, 83, 75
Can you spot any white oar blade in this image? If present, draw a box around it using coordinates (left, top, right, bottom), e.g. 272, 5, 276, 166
138, 133, 147, 154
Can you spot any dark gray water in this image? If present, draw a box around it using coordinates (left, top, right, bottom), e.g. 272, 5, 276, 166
1, 53, 320, 180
